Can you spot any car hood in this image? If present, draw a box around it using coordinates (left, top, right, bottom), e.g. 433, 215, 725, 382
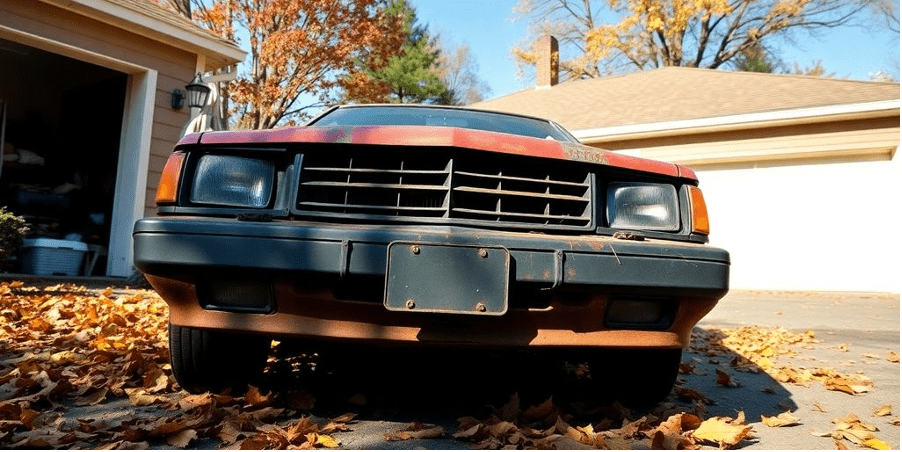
177, 125, 697, 181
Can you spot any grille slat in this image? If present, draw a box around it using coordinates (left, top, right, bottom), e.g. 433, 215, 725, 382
452, 208, 591, 222
301, 182, 449, 191
452, 186, 590, 202
297, 150, 593, 230
455, 170, 590, 188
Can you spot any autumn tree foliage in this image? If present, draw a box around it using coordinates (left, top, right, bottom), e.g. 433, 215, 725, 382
179, 0, 406, 129
513, 0, 873, 80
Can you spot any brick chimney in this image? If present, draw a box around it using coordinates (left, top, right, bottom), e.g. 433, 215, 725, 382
536, 35, 559, 89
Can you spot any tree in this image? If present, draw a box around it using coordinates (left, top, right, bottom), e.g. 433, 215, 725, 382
373, 37, 446, 103
342, 0, 446, 104
178, 0, 405, 129
434, 40, 492, 105
869, 0, 899, 34
513, 0, 871, 80
731, 43, 779, 73
790, 59, 836, 77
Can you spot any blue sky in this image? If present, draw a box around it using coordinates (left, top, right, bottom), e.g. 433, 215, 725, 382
414, 1, 901, 100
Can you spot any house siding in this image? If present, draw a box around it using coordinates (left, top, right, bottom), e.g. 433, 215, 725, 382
0, 0, 196, 218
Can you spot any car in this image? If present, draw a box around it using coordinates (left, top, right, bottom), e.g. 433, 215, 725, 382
133, 104, 730, 406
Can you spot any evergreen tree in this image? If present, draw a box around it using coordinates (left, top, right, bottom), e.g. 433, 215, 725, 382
343, 0, 446, 103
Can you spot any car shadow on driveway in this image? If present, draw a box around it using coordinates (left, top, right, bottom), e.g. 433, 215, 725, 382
256, 326, 797, 427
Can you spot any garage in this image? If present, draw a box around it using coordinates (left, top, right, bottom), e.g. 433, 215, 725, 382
472, 61, 900, 293
0, 0, 244, 278
1, 38, 127, 275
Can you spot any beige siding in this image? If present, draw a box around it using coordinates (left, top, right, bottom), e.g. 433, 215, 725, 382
0, 0, 196, 215
592, 117, 900, 168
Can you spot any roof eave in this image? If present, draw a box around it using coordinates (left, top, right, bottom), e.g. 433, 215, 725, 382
39, 0, 245, 69
573, 99, 901, 144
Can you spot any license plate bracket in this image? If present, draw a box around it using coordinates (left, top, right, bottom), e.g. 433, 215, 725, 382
384, 242, 510, 315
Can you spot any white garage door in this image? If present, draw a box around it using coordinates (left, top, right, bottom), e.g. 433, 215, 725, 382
697, 154, 901, 293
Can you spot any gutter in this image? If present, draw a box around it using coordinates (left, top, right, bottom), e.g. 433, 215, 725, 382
573, 100, 901, 144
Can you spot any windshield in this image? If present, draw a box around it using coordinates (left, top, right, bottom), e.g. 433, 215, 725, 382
309, 106, 578, 143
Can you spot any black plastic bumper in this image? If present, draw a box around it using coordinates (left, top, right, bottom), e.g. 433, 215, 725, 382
134, 218, 730, 297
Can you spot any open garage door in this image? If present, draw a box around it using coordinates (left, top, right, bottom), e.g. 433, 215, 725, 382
0, 38, 127, 276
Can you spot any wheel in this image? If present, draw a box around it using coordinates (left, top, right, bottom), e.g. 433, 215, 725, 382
169, 323, 271, 394
589, 348, 682, 408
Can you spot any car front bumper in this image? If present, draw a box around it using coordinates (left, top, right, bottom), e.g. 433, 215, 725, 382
134, 217, 730, 349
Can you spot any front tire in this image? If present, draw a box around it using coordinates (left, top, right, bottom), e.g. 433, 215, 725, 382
169, 323, 271, 394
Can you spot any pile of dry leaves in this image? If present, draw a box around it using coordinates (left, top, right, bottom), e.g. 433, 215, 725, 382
0, 281, 896, 450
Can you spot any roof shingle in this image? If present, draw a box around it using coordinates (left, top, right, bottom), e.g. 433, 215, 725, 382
471, 67, 900, 132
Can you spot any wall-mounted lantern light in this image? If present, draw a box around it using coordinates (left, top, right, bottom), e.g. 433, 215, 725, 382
171, 89, 185, 110
185, 73, 211, 109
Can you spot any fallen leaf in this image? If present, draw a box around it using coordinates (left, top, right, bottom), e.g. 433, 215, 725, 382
690, 416, 754, 449
716, 369, 741, 388
244, 385, 274, 407
873, 404, 892, 417
306, 432, 340, 448
167, 429, 197, 448
828, 380, 871, 395
99, 440, 151, 450
384, 423, 444, 441
762, 412, 801, 427
888, 352, 899, 363
178, 393, 214, 411
75, 387, 108, 406
863, 438, 892, 450
331, 413, 357, 423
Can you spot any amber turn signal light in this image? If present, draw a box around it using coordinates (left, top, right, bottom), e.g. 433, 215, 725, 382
688, 186, 710, 235
155, 152, 186, 205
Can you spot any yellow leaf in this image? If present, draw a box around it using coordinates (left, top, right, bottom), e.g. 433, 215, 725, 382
761, 411, 801, 427
309, 433, 340, 448
873, 404, 892, 417
863, 438, 892, 450
691, 416, 754, 448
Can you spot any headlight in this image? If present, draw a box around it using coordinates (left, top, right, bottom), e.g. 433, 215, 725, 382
606, 182, 679, 231
190, 155, 274, 208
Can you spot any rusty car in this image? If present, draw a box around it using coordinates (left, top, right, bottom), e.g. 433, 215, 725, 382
133, 105, 730, 406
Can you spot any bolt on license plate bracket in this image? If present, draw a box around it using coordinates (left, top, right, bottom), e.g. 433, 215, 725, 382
384, 242, 510, 315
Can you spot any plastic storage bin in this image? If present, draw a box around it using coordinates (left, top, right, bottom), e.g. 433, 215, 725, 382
19, 239, 88, 276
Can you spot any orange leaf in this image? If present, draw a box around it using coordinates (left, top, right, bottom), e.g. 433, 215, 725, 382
244, 385, 274, 407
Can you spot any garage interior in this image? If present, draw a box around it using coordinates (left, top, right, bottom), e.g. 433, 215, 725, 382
0, 37, 127, 276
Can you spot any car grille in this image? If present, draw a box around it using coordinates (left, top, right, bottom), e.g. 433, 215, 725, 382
296, 149, 593, 230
